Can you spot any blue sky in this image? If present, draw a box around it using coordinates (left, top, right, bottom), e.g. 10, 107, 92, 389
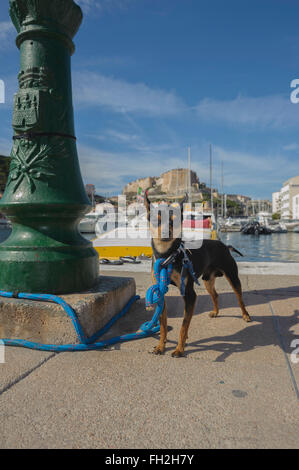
1, 0, 299, 199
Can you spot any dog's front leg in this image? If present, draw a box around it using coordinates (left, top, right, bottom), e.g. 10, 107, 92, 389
152, 301, 167, 355
172, 286, 196, 358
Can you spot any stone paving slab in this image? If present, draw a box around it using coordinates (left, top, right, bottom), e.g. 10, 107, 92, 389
0, 348, 54, 396
0, 350, 298, 449
266, 296, 299, 389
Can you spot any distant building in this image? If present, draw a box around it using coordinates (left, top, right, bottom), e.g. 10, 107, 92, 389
226, 194, 252, 215
227, 194, 251, 205
278, 176, 299, 219
157, 168, 199, 194
293, 194, 299, 219
272, 191, 281, 214
123, 176, 156, 196
246, 199, 272, 216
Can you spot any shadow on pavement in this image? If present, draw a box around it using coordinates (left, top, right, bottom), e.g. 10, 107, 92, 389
108, 286, 299, 361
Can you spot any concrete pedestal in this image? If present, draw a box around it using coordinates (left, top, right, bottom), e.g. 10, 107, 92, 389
0, 276, 136, 345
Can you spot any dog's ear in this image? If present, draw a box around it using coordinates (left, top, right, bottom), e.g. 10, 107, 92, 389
144, 188, 151, 214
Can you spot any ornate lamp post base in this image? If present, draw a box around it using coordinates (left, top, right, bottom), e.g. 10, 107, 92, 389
0, 201, 99, 294
0, 0, 99, 293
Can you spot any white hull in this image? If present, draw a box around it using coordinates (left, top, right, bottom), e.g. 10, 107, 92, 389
79, 220, 97, 233
284, 221, 299, 231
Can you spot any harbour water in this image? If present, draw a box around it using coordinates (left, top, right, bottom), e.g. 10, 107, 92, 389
220, 231, 299, 263
0, 228, 298, 263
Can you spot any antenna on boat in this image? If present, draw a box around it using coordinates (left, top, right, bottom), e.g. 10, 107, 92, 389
221, 160, 224, 217
188, 145, 192, 204
210, 144, 213, 215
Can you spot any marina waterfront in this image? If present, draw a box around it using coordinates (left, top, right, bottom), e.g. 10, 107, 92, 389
220, 231, 299, 263
1, 228, 298, 263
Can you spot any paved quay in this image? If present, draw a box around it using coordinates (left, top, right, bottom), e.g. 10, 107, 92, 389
0, 265, 299, 449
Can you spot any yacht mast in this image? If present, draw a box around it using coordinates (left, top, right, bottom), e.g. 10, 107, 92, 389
210, 144, 213, 214
221, 161, 224, 217
188, 146, 192, 203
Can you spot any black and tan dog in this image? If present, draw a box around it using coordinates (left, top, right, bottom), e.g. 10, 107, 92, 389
145, 190, 251, 358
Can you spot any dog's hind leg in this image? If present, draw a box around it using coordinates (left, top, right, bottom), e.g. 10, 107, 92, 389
204, 276, 219, 318
224, 263, 251, 322
152, 301, 168, 355
172, 282, 197, 358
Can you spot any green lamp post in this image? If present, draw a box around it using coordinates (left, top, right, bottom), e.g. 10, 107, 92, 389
0, 0, 99, 294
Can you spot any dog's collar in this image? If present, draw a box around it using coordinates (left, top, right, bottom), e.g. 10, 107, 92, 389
152, 241, 188, 267
152, 241, 199, 294
162, 243, 193, 266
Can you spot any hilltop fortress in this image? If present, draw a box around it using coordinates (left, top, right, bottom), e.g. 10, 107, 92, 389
122, 168, 200, 197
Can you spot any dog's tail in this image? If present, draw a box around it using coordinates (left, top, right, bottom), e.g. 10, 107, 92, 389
227, 245, 243, 257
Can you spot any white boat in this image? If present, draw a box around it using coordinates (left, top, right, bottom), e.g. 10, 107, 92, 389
93, 208, 217, 259
257, 212, 288, 233
79, 201, 121, 234
79, 212, 100, 233
93, 222, 152, 259
269, 222, 288, 233
219, 217, 248, 232
282, 220, 299, 231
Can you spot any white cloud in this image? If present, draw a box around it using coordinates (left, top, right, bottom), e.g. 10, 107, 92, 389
282, 143, 299, 151
76, 0, 134, 14
78, 140, 189, 194
203, 144, 299, 197
73, 71, 185, 116
76, 54, 136, 69
98, 129, 141, 143
195, 94, 299, 129
0, 22, 15, 50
